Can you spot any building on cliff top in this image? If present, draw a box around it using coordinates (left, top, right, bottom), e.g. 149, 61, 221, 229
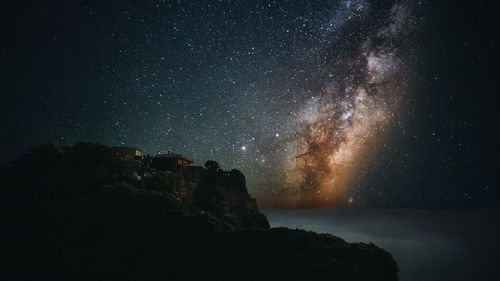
152, 150, 194, 171
111, 146, 142, 160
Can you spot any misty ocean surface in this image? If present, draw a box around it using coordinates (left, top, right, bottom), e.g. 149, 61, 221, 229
263, 209, 500, 281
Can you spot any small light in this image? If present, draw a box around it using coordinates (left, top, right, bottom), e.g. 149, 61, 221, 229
241, 146, 247, 151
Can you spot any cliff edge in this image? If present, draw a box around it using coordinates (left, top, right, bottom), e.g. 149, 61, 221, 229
3, 143, 398, 281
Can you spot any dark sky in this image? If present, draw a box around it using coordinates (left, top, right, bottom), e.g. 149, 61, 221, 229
1, 0, 497, 208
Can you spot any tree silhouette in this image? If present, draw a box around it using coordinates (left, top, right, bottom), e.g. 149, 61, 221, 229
204, 160, 220, 171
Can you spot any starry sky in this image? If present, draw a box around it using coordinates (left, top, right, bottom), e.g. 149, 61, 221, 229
2, 0, 497, 208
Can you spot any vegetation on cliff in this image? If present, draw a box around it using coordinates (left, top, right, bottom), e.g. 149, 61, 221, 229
3, 143, 398, 281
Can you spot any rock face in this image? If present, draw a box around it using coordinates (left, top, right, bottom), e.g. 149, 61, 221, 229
140, 165, 269, 229
192, 168, 270, 229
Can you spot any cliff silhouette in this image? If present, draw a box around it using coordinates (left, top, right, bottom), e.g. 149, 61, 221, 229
3, 142, 398, 281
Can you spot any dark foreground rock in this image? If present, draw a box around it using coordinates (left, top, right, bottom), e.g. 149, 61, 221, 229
3, 143, 398, 281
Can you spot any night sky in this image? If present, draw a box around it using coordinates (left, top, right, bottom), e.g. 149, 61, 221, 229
2, 1, 497, 208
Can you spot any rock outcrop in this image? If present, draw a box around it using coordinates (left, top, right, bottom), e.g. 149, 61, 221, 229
140, 165, 269, 229
192, 168, 269, 229
63, 142, 269, 229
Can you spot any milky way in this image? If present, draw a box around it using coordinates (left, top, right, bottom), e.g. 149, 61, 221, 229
254, 1, 420, 208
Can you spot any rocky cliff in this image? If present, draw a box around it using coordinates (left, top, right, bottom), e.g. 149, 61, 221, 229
130, 160, 269, 228
139, 165, 269, 229
3, 142, 398, 281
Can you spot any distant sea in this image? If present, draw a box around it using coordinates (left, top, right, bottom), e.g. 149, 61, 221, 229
263, 209, 500, 281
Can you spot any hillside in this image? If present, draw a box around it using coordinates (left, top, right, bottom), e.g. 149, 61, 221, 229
3, 142, 398, 281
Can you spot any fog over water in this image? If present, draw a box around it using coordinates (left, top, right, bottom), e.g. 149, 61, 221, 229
263, 209, 500, 281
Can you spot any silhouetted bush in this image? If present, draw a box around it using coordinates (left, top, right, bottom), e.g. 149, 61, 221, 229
204, 160, 220, 171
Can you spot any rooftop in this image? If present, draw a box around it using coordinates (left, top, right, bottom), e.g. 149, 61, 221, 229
156, 151, 193, 163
